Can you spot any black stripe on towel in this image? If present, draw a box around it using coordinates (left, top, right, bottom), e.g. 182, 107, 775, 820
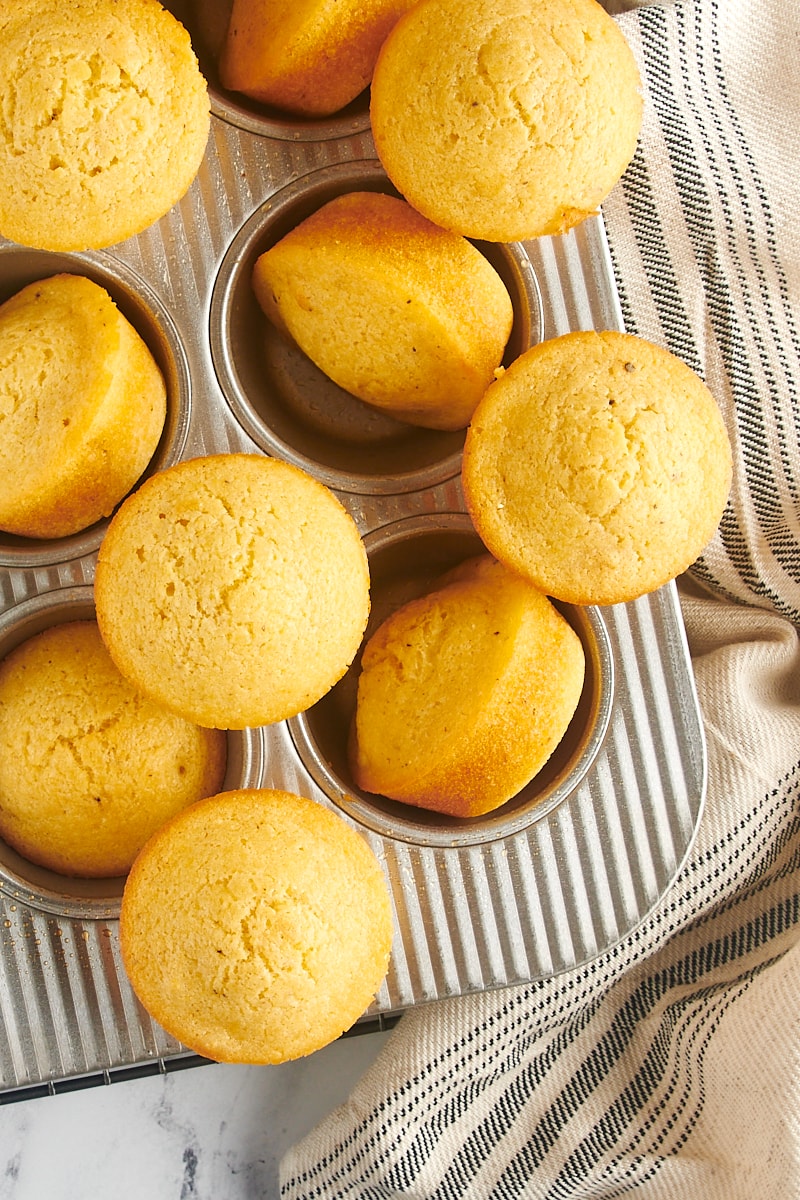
625, 2, 800, 619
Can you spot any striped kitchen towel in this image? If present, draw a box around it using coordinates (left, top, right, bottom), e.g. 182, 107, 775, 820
281, 1, 800, 1196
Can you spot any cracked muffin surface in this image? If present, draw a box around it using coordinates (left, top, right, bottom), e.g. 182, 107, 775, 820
120, 788, 393, 1063
94, 453, 370, 729
0, 620, 226, 876
0, 0, 209, 251
462, 330, 733, 605
370, 0, 642, 241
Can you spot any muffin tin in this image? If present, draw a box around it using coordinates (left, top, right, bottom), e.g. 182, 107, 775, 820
0, 8, 705, 1098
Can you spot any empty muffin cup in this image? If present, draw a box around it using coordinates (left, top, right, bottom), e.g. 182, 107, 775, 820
211, 160, 543, 494
289, 514, 614, 848
0, 247, 191, 570
0, 587, 262, 919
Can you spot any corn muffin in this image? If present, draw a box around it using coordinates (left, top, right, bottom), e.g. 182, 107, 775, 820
0, 0, 210, 251
0, 621, 226, 878
252, 191, 514, 431
350, 554, 585, 817
219, 0, 417, 116
94, 453, 370, 729
370, 0, 642, 242
120, 788, 393, 1063
0, 274, 167, 540
462, 331, 733, 606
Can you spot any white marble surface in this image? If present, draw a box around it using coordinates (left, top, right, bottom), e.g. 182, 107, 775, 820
0, 1029, 391, 1199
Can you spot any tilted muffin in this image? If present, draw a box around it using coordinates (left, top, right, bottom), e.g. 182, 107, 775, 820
0, 274, 167, 540
120, 788, 394, 1063
0, 0, 209, 251
370, 0, 642, 242
94, 454, 370, 729
350, 554, 585, 818
462, 331, 733, 606
252, 191, 514, 431
0, 621, 226, 878
220, 0, 416, 116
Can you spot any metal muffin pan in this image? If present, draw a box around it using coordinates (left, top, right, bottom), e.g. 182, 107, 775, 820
0, 28, 706, 1096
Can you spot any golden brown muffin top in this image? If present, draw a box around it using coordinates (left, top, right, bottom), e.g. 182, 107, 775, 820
462, 331, 733, 605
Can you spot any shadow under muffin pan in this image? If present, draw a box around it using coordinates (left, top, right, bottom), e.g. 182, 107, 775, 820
0, 246, 191, 572
211, 159, 544, 495
289, 514, 614, 849
166, 0, 373, 142
0, 587, 262, 921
